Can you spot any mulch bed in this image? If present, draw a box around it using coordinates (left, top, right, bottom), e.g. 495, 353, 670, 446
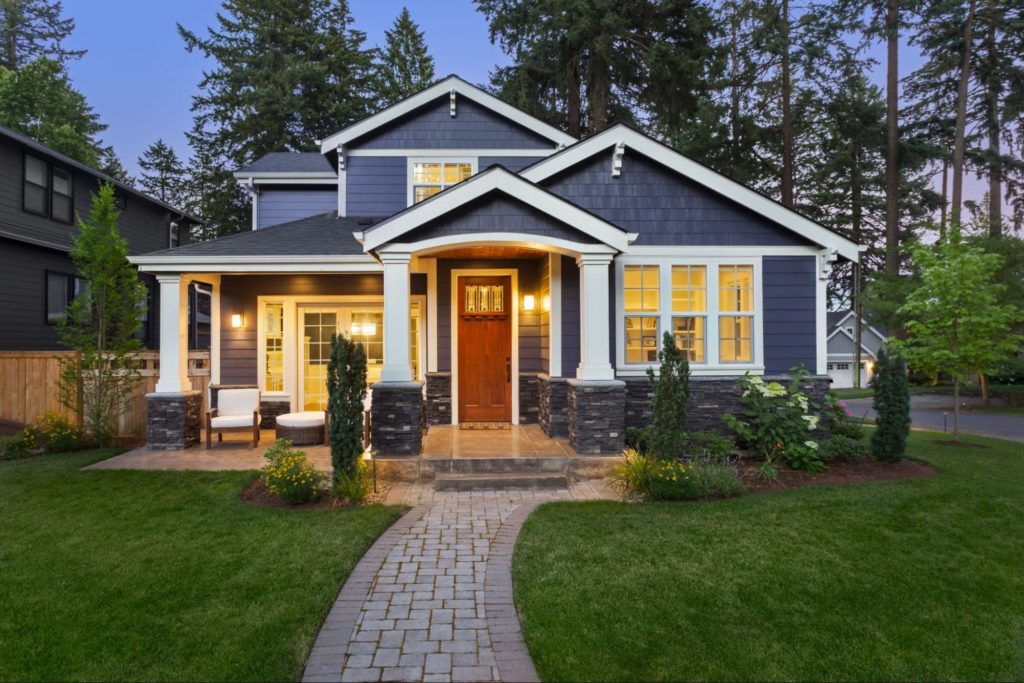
743, 458, 937, 494
241, 478, 393, 509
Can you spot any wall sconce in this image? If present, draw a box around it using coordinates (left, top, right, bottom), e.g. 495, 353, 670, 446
230, 313, 244, 329
522, 294, 536, 311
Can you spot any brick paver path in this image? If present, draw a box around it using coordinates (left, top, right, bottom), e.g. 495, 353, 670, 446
303, 485, 613, 683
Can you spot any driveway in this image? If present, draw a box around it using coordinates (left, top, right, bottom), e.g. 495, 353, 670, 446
844, 394, 1024, 443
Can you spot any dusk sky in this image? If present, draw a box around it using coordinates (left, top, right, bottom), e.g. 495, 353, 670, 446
61, 0, 982, 205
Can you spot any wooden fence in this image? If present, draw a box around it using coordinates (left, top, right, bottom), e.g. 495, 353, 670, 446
0, 350, 210, 436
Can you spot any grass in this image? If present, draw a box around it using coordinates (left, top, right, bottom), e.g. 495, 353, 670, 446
513, 432, 1024, 682
0, 450, 403, 682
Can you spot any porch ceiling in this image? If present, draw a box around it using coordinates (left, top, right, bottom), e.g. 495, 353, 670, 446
429, 246, 548, 260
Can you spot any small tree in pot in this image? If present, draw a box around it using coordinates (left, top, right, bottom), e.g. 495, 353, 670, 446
326, 334, 367, 484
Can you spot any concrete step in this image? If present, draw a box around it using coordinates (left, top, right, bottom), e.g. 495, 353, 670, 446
430, 457, 569, 475
433, 471, 569, 491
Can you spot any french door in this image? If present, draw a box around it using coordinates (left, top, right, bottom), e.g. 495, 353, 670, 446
299, 306, 384, 411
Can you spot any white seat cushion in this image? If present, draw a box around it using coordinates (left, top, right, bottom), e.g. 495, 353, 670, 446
218, 389, 260, 417
276, 411, 326, 428
211, 414, 255, 429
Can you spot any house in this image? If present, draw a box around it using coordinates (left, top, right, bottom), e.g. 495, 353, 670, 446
0, 125, 202, 351
132, 75, 863, 454
826, 310, 886, 388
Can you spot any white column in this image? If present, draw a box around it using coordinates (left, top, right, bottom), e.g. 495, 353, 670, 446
576, 254, 615, 381
380, 252, 413, 383
155, 274, 191, 393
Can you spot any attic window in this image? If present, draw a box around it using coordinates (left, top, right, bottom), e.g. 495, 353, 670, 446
410, 159, 474, 204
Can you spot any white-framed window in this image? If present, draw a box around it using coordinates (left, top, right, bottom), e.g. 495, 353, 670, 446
836, 363, 850, 370
408, 158, 475, 205
616, 258, 763, 374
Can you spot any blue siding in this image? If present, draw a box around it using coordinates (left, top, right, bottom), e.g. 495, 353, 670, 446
258, 188, 335, 229
561, 255, 580, 375
763, 256, 817, 373
346, 156, 406, 216
405, 194, 600, 244
349, 96, 555, 150
479, 156, 545, 172
543, 153, 811, 247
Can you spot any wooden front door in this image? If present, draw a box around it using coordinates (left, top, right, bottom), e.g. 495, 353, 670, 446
458, 275, 512, 422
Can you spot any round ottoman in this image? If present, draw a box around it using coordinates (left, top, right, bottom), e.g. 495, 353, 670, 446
275, 411, 327, 446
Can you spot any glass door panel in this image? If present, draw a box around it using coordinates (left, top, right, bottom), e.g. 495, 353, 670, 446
302, 309, 338, 411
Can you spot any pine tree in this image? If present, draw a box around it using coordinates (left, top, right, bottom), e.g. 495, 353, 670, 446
137, 139, 187, 206
870, 347, 910, 461
646, 331, 691, 459
58, 184, 147, 446
179, 0, 375, 235
327, 333, 367, 482
375, 7, 435, 107
0, 0, 83, 70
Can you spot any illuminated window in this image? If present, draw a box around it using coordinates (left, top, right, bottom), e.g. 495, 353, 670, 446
718, 265, 754, 363
263, 303, 284, 392
671, 265, 706, 363
411, 161, 473, 204
624, 265, 660, 363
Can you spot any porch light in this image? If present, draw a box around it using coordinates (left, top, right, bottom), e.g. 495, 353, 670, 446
230, 313, 244, 329
522, 294, 536, 311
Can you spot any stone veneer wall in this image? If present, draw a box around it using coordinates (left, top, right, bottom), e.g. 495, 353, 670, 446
518, 373, 541, 424
425, 373, 451, 425
567, 379, 626, 454
370, 381, 424, 455
623, 375, 833, 434
538, 374, 569, 438
146, 391, 201, 450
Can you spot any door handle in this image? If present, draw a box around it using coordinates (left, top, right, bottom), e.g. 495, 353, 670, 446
506, 356, 511, 383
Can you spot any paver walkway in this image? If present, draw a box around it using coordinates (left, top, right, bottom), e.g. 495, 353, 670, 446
303, 484, 614, 683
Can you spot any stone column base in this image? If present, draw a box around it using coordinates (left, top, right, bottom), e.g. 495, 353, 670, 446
371, 381, 424, 456
518, 373, 541, 424
568, 379, 626, 454
538, 374, 569, 438
425, 373, 451, 425
146, 391, 201, 450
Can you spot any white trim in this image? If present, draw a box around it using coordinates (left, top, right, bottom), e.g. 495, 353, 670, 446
521, 125, 864, 262
624, 245, 822, 257
154, 274, 191, 394
319, 76, 576, 152
132, 254, 381, 274
236, 177, 338, 186
363, 167, 630, 252
450, 268, 519, 425
815, 252, 828, 375
576, 254, 616, 380
377, 233, 617, 259
381, 252, 413, 382
406, 157, 478, 208
614, 256, 765, 376
549, 254, 562, 378
190, 275, 221, 389
233, 171, 337, 180
337, 146, 347, 217
346, 148, 552, 158
827, 312, 887, 345
426, 258, 438, 373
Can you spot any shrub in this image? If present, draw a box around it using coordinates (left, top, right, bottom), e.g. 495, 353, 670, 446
610, 448, 654, 498
334, 459, 373, 505
611, 449, 744, 501
684, 431, 734, 461
645, 331, 690, 458
871, 348, 911, 462
32, 412, 89, 453
825, 394, 865, 440
327, 334, 368, 483
722, 367, 825, 471
0, 431, 37, 461
625, 426, 649, 452
262, 439, 324, 505
819, 435, 870, 462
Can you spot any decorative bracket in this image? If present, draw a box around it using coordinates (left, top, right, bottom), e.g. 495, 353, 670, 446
450, 89, 456, 117
611, 141, 625, 177
337, 144, 345, 171
818, 248, 838, 280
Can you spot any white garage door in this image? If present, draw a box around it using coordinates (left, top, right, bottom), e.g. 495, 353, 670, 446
828, 362, 869, 389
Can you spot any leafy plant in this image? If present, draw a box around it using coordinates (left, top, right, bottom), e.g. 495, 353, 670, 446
684, 431, 735, 461
871, 348, 911, 462
31, 412, 89, 453
0, 431, 37, 461
722, 367, 824, 471
625, 426, 649, 453
825, 393, 865, 440
261, 439, 323, 505
645, 330, 690, 459
611, 448, 744, 501
326, 333, 367, 483
334, 459, 373, 505
819, 435, 870, 462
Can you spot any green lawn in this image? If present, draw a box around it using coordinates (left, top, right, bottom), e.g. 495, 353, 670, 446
514, 432, 1024, 682
0, 450, 403, 682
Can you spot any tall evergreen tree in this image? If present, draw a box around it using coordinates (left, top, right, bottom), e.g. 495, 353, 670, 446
0, 0, 82, 70
179, 0, 375, 236
375, 7, 435, 107
137, 139, 187, 206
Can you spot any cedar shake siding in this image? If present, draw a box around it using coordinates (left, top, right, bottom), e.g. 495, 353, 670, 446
541, 153, 812, 247
257, 187, 336, 229
346, 96, 554, 151
762, 256, 817, 373
345, 156, 406, 216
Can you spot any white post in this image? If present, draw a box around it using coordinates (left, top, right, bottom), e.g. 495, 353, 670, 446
380, 252, 413, 383
155, 274, 190, 393
576, 254, 615, 381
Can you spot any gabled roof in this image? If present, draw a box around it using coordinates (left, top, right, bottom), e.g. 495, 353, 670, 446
318, 75, 577, 154
234, 152, 335, 177
0, 124, 200, 223
520, 124, 864, 261
827, 310, 887, 343
360, 166, 632, 253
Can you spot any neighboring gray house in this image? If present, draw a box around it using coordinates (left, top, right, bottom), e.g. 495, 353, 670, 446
133, 75, 863, 454
0, 125, 201, 351
826, 310, 887, 388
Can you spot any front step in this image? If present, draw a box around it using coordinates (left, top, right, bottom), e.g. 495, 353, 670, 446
433, 471, 569, 491
431, 457, 569, 474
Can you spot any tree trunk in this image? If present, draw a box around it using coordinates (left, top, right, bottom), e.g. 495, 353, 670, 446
852, 143, 863, 389
779, 0, 794, 207
953, 378, 960, 442
951, 0, 976, 230
978, 370, 990, 406
730, 12, 741, 150
853, 262, 863, 389
985, 0, 1002, 238
940, 158, 949, 239
588, 36, 611, 134
565, 55, 581, 138
884, 0, 900, 275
